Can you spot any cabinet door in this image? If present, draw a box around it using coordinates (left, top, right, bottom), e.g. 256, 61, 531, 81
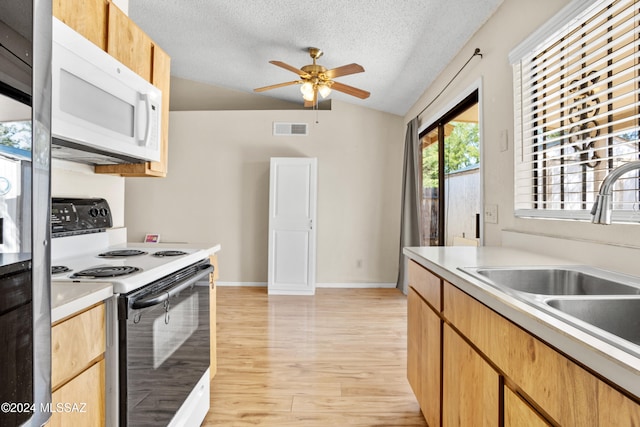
107, 2, 153, 81
148, 44, 171, 176
53, 0, 108, 50
504, 387, 550, 427
443, 324, 499, 427
49, 359, 105, 427
51, 304, 105, 389
407, 287, 441, 427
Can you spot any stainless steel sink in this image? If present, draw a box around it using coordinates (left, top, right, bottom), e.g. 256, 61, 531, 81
458, 265, 640, 357
545, 298, 640, 346
467, 267, 640, 296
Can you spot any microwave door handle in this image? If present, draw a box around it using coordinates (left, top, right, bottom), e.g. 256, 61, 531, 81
137, 93, 152, 147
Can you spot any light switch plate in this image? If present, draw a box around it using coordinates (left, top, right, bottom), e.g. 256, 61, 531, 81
484, 204, 498, 224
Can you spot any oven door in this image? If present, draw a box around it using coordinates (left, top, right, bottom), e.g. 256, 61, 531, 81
118, 263, 212, 427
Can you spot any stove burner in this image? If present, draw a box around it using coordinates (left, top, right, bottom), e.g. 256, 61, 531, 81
71, 266, 141, 279
51, 265, 72, 275
153, 250, 188, 257
98, 249, 147, 258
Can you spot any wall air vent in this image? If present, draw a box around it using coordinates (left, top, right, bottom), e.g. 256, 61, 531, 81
273, 122, 308, 136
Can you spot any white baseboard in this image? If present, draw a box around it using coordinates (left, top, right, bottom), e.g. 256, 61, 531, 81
216, 282, 396, 289
216, 282, 267, 287
317, 282, 396, 289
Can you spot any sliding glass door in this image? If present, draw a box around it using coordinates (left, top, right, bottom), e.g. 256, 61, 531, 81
419, 91, 480, 246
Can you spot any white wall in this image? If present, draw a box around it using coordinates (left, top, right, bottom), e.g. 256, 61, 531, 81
124, 101, 404, 283
51, 160, 125, 228
405, 0, 640, 264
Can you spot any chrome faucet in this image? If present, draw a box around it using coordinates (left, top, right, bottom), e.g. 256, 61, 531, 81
591, 160, 640, 224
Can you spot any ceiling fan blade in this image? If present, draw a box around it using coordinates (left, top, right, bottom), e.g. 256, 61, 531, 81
324, 63, 365, 79
254, 81, 300, 92
270, 60, 310, 78
330, 81, 370, 99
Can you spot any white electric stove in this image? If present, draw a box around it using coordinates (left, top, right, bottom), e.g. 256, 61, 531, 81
51, 235, 210, 294
51, 198, 213, 427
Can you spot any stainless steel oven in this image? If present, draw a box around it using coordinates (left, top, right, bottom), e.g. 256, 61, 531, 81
117, 259, 212, 427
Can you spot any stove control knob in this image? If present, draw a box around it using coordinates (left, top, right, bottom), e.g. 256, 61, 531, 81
99, 208, 109, 217
89, 208, 99, 217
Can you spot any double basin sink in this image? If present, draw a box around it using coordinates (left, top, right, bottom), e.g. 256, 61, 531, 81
460, 266, 640, 356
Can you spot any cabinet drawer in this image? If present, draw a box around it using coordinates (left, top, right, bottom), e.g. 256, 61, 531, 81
51, 304, 105, 390
443, 283, 640, 426
408, 260, 441, 310
49, 359, 105, 427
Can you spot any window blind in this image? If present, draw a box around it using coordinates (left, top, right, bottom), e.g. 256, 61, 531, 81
512, 0, 640, 222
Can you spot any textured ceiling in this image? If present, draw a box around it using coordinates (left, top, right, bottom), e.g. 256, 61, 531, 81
129, 0, 503, 116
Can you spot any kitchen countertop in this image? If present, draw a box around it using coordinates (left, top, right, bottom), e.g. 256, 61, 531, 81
403, 245, 640, 399
51, 282, 113, 323
51, 242, 221, 323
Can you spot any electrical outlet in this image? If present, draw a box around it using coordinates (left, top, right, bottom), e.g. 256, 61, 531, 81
484, 204, 498, 224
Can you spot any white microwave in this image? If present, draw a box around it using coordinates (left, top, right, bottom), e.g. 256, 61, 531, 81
51, 18, 161, 165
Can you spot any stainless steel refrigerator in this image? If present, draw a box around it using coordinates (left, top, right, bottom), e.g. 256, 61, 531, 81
0, 1, 51, 426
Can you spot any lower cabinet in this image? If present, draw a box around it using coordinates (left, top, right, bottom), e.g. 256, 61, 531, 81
49, 303, 106, 426
503, 387, 551, 427
49, 359, 105, 427
407, 262, 640, 426
407, 287, 441, 427
442, 324, 498, 427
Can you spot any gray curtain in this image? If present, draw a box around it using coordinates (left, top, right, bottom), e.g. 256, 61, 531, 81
396, 118, 422, 294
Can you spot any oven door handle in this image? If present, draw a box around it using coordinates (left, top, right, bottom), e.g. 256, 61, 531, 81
130, 266, 213, 309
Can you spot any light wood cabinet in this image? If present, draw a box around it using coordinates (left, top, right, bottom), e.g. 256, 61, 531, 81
209, 254, 219, 380
407, 261, 640, 426
49, 359, 106, 427
106, 3, 152, 81
504, 387, 550, 427
442, 324, 498, 427
52, 0, 109, 50
50, 303, 106, 426
54, 0, 171, 177
443, 283, 640, 426
407, 260, 442, 427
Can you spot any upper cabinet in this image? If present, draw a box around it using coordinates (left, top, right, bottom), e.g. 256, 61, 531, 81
53, 0, 171, 178
106, 4, 152, 81
52, 0, 109, 50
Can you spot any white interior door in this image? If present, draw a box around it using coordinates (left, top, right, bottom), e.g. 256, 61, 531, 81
268, 157, 317, 295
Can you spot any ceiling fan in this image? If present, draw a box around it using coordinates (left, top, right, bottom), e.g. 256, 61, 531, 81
254, 47, 370, 107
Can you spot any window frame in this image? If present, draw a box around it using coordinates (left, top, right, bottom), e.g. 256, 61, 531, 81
510, 0, 640, 223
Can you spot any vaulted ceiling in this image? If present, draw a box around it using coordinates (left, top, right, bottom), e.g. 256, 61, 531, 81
130, 0, 504, 116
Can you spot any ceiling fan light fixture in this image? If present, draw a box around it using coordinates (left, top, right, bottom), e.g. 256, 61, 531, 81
254, 47, 369, 106
300, 81, 314, 96
318, 84, 331, 98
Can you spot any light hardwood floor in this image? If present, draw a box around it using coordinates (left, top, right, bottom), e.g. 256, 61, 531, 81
203, 286, 428, 427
